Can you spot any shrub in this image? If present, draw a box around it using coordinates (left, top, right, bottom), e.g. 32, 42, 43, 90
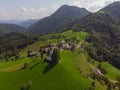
27, 51, 32, 57
91, 81, 95, 87
26, 80, 32, 90
99, 80, 105, 86
100, 76, 110, 85
20, 83, 26, 90
22, 62, 28, 69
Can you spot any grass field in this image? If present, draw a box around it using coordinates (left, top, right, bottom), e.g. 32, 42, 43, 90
0, 51, 93, 90
100, 62, 120, 80
73, 48, 107, 90
85, 55, 120, 81
0, 58, 30, 70
7, 41, 120, 90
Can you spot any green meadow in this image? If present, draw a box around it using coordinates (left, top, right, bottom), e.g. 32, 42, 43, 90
0, 30, 119, 90
0, 51, 91, 90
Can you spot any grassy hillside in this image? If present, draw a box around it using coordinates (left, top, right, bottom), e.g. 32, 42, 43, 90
93, 61, 120, 80
0, 30, 120, 90
83, 55, 120, 81
0, 51, 93, 90
19, 41, 49, 57
0, 58, 30, 70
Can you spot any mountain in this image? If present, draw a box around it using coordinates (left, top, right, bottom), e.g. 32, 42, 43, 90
0, 32, 38, 59
28, 5, 90, 34
64, 1, 120, 68
0, 19, 39, 28
0, 20, 22, 25
103, 1, 120, 19
20, 19, 39, 28
0, 24, 27, 36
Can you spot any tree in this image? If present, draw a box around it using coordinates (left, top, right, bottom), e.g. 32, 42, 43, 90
52, 49, 60, 64
39, 48, 44, 59
27, 50, 32, 57
91, 81, 95, 87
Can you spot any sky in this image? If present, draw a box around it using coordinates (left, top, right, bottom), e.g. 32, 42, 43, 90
0, 0, 119, 20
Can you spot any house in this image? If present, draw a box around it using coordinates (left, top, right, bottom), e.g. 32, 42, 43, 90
71, 43, 77, 47
46, 47, 54, 61
46, 46, 59, 61
92, 68, 103, 76
61, 40, 66, 44
27, 52, 37, 57
62, 43, 70, 49
59, 40, 71, 49
76, 42, 82, 48
44, 48, 50, 53
46, 55, 52, 61
46, 49, 53, 61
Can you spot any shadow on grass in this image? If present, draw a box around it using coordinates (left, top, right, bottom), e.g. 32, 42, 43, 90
29, 60, 42, 70
21, 66, 27, 70
21, 63, 28, 70
43, 60, 57, 74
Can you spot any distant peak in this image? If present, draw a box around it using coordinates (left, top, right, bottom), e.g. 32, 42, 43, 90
58, 5, 73, 10
60, 4, 70, 7
60, 4, 80, 8
58, 4, 88, 11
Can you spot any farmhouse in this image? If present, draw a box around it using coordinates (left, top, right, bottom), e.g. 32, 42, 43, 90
40, 44, 58, 61
92, 68, 103, 76
27, 52, 37, 57
46, 55, 52, 61
46, 48, 53, 61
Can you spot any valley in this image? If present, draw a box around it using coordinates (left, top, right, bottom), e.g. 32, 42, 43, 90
0, 1, 120, 90
0, 30, 119, 90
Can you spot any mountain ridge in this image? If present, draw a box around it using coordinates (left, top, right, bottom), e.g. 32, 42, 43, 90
28, 5, 90, 34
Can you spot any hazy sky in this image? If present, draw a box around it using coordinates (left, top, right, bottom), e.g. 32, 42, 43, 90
0, 0, 119, 20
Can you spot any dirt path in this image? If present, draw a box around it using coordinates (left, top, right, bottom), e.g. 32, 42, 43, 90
0, 63, 24, 72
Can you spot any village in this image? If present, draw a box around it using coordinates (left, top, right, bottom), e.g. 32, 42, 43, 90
27, 39, 104, 78
27, 39, 81, 60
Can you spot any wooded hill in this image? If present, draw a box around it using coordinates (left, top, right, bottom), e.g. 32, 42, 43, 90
0, 24, 27, 36
62, 1, 120, 69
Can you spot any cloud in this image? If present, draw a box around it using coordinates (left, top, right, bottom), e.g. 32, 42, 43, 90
20, 7, 35, 13
0, 5, 59, 20
0, 9, 18, 20
0, 0, 119, 20
18, 5, 59, 19
20, 7, 27, 12
72, 0, 120, 12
